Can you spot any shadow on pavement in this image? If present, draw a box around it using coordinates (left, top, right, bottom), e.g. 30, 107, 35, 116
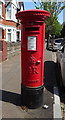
0, 90, 21, 106
44, 61, 57, 94
0, 61, 57, 107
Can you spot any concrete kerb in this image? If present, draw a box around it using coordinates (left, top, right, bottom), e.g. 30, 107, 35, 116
52, 52, 62, 119
53, 87, 62, 119
0, 62, 2, 120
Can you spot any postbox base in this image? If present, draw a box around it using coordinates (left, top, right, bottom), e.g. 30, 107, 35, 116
21, 85, 44, 109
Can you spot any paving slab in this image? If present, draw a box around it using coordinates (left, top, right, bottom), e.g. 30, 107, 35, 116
0, 49, 58, 119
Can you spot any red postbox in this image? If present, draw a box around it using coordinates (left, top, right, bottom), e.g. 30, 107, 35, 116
16, 9, 50, 108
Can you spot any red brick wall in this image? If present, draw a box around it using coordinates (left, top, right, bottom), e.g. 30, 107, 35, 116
2, 3, 6, 18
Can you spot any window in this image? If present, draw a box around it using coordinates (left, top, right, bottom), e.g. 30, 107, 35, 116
6, 4, 11, 19
7, 29, 11, 42
17, 31, 20, 41
0, 28, 2, 39
0, 2, 2, 17
7, 33, 11, 42
13, 29, 16, 42
17, 31, 21, 42
13, 6, 16, 20
12, 6, 17, 22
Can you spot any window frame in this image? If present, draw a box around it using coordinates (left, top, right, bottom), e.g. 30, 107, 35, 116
7, 29, 12, 42
6, 3, 11, 20
0, 2, 2, 17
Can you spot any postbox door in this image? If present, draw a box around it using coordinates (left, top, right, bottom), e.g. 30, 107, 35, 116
28, 35, 44, 87
22, 33, 44, 88
22, 25, 45, 88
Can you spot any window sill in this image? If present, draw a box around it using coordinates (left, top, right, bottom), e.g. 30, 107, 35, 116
6, 18, 17, 22
0, 15, 4, 19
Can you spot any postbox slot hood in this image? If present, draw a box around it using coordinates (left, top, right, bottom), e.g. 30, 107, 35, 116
16, 9, 50, 22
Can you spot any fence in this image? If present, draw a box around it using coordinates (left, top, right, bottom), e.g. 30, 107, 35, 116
7, 42, 21, 58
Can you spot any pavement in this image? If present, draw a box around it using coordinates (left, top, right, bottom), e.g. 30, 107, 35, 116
0, 51, 2, 63
0, 46, 62, 119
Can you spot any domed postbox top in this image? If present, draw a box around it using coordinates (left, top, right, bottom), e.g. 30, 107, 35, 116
16, 9, 50, 22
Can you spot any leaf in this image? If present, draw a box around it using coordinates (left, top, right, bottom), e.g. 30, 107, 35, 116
35, 6, 39, 9
64, 108, 65, 112
60, 5, 65, 11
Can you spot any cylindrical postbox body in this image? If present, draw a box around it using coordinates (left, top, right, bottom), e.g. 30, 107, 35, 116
16, 9, 50, 108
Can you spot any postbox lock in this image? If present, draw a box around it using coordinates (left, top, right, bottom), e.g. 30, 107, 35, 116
36, 60, 41, 65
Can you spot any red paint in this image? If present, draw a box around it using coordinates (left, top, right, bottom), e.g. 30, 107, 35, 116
16, 9, 50, 88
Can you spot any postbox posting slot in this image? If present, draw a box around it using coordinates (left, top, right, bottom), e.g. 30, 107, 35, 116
25, 27, 39, 31
28, 36, 37, 51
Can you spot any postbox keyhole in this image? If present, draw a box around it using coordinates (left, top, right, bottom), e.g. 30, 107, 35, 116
36, 60, 41, 65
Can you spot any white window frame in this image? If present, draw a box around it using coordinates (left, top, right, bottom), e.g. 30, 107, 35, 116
6, 27, 17, 42
6, 3, 11, 20
7, 29, 12, 42
12, 29, 16, 42
0, 2, 2, 17
6, 3, 17, 22
11, 4, 17, 22
13, 6, 17, 21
